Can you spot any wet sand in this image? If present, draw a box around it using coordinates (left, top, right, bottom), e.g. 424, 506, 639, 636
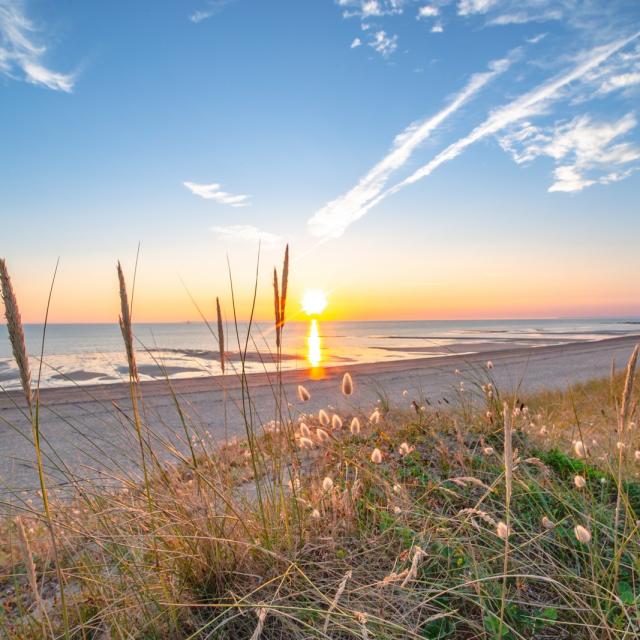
0, 334, 638, 504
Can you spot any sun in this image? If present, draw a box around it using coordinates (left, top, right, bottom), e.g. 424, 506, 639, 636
301, 289, 327, 316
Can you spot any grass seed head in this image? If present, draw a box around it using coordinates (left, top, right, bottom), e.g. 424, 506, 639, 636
496, 521, 510, 539
574, 524, 591, 544
0, 258, 32, 408
573, 440, 586, 458
297, 385, 311, 402
399, 442, 414, 457
341, 372, 353, 396
299, 437, 314, 449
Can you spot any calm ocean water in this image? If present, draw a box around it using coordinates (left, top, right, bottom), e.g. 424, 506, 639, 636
0, 319, 638, 389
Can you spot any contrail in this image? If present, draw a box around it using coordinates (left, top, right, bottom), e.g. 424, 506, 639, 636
307, 51, 518, 239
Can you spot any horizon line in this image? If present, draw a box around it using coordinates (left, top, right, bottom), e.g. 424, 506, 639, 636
3, 315, 640, 326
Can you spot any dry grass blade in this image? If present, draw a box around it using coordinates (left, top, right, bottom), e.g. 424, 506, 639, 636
216, 296, 225, 373
273, 267, 281, 348
498, 401, 513, 637
0, 258, 32, 409
503, 402, 513, 506
250, 607, 269, 640
280, 243, 289, 329
1, 259, 70, 638
400, 547, 425, 587
323, 569, 352, 632
117, 261, 138, 381
613, 344, 639, 549
620, 344, 638, 432
15, 517, 40, 610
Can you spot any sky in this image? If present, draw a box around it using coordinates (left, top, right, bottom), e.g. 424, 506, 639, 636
1, 0, 639, 323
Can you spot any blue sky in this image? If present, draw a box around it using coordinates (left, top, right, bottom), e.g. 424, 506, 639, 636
1, 0, 639, 321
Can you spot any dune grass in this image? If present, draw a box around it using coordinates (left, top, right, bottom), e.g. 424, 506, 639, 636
0, 252, 639, 639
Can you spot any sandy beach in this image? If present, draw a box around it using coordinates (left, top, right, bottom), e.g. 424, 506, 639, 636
0, 334, 638, 504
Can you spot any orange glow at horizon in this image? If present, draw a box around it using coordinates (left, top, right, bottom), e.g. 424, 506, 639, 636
3, 254, 640, 324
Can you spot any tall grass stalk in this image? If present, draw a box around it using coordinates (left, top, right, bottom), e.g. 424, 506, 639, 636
498, 400, 513, 639
216, 296, 229, 444
272, 244, 301, 531
0, 258, 70, 639
117, 261, 153, 511
228, 250, 270, 545
613, 344, 638, 580
15, 515, 50, 636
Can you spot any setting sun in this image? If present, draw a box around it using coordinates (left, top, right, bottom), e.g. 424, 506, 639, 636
301, 289, 328, 316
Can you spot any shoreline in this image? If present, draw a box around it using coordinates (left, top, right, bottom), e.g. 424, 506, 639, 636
2, 333, 639, 409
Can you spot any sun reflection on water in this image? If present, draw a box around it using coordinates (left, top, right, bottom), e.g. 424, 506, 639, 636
307, 319, 322, 368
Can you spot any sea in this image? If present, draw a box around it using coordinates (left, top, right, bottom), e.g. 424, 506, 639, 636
0, 318, 638, 389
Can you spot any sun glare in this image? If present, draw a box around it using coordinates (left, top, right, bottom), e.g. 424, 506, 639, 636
301, 289, 327, 316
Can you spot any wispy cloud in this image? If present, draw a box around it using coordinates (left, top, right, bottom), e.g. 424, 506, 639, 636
599, 71, 640, 93
458, 0, 629, 35
308, 52, 515, 238
183, 181, 250, 207
369, 30, 397, 56
527, 33, 547, 45
338, 0, 405, 19
211, 225, 282, 247
457, 0, 499, 17
189, 10, 215, 23
309, 31, 640, 238
337, 0, 403, 56
362, 1, 384, 17
390, 32, 640, 190
189, 0, 235, 24
0, 0, 75, 91
500, 113, 640, 192
417, 5, 439, 19
487, 10, 562, 26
